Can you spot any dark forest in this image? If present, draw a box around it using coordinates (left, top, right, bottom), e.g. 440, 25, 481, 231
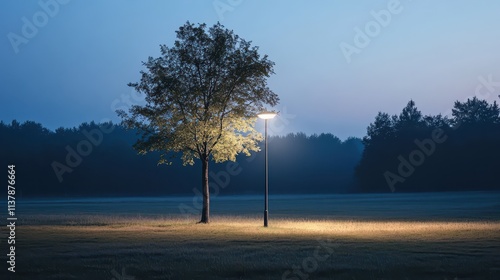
1, 97, 499, 197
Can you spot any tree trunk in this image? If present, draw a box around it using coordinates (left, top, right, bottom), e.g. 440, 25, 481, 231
199, 155, 210, 223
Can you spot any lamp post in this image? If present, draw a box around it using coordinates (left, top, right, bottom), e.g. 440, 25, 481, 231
257, 111, 277, 227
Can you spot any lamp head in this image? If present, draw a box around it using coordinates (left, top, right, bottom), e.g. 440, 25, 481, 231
257, 111, 278, 120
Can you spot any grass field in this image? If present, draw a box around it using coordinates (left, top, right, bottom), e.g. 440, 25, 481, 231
5, 214, 500, 280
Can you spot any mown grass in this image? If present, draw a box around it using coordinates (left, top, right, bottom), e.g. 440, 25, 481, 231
3, 215, 500, 279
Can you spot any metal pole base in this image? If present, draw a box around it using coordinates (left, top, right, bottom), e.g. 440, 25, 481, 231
264, 210, 268, 227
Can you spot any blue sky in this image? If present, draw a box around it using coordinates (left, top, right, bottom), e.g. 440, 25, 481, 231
2, 0, 500, 139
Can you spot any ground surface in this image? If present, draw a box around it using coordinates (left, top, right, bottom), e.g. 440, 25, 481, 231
1, 192, 499, 279
1, 216, 499, 279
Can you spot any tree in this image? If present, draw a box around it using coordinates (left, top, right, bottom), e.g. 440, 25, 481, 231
118, 22, 279, 223
452, 97, 500, 126
356, 112, 397, 192
423, 114, 450, 129
363, 112, 395, 147
394, 100, 425, 132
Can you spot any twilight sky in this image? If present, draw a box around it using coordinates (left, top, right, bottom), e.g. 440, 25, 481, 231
1, 0, 500, 139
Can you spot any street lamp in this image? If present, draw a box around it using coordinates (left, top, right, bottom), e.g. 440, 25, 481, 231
257, 110, 277, 227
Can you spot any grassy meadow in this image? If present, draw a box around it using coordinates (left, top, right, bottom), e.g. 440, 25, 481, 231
1, 192, 499, 279
4, 214, 500, 280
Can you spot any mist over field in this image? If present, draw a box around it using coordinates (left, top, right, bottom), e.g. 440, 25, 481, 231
15, 191, 500, 221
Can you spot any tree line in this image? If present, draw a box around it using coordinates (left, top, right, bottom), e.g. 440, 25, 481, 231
356, 97, 500, 192
1, 97, 498, 197
0, 121, 362, 197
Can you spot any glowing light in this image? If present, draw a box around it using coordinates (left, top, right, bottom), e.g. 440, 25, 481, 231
257, 111, 277, 119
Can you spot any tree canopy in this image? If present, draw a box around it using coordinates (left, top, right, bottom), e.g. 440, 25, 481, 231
452, 97, 500, 126
119, 22, 278, 166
